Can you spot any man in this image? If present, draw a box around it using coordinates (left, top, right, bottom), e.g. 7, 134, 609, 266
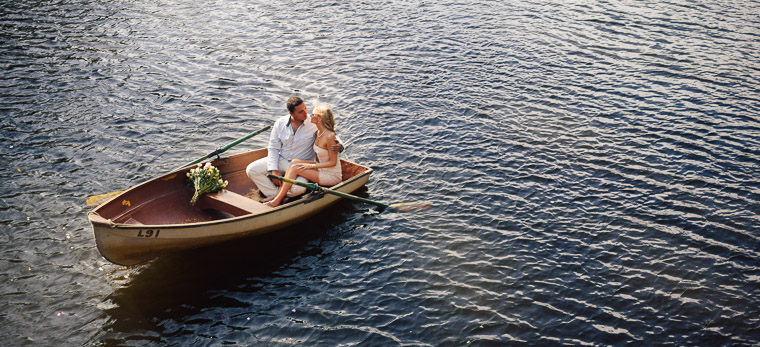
246, 96, 341, 200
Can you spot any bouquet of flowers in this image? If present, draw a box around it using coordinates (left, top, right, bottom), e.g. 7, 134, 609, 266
187, 162, 228, 205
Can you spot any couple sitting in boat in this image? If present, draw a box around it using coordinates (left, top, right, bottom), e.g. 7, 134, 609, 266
246, 96, 343, 207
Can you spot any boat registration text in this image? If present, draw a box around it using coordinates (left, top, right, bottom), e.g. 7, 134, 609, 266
137, 229, 160, 238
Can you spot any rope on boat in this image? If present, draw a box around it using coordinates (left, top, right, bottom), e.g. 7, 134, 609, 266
92, 211, 117, 228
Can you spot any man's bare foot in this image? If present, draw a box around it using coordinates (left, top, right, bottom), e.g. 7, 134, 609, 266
260, 195, 274, 203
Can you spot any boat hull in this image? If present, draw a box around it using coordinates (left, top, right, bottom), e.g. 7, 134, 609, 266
88, 149, 372, 265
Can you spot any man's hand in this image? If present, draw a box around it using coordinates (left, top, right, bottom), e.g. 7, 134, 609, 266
329, 143, 344, 154
268, 170, 284, 186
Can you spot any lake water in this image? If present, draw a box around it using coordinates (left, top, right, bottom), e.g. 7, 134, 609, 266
1, 0, 759, 345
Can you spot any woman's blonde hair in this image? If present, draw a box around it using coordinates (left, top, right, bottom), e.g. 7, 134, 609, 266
313, 104, 336, 132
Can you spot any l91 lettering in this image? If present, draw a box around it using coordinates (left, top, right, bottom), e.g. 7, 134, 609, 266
137, 229, 160, 238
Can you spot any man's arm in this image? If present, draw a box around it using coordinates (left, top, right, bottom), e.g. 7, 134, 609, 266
330, 134, 345, 153
266, 118, 284, 172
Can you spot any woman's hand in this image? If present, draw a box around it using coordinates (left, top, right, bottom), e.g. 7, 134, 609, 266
295, 163, 316, 171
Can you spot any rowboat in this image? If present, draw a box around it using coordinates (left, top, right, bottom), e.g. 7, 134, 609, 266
87, 148, 372, 266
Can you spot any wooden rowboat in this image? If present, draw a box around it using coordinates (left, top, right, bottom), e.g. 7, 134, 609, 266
87, 148, 372, 266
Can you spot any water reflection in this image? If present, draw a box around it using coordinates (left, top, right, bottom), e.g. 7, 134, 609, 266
100, 198, 362, 343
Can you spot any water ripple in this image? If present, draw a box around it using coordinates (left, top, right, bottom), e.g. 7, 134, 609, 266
1, 0, 759, 345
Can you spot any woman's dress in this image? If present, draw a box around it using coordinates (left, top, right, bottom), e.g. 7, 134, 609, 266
314, 144, 342, 186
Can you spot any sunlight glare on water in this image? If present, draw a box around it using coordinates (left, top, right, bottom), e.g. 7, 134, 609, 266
0, 0, 758, 345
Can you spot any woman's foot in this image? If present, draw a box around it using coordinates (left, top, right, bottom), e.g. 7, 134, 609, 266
262, 196, 290, 207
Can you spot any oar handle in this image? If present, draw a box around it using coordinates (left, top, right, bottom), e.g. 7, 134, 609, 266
217, 125, 272, 153
267, 174, 390, 208
179, 125, 271, 169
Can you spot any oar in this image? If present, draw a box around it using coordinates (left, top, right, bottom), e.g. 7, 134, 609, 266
267, 174, 431, 212
85, 125, 271, 207
174, 125, 271, 170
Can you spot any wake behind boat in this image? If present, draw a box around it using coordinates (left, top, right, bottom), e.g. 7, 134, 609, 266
87, 148, 372, 266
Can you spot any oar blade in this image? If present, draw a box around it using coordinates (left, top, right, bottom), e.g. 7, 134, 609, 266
85, 190, 124, 207
388, 201, 432, 212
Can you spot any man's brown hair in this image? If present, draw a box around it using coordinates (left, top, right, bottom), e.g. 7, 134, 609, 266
286, 96, 303, 113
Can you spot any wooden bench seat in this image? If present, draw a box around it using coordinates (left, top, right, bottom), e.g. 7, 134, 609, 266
198, 189, 270, 216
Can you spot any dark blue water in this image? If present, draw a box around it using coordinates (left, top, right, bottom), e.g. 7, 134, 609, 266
2, 0, 759, 345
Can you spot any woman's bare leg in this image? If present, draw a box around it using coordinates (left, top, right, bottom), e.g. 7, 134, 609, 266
268, 161, 320, 207
262, 159, 308, 203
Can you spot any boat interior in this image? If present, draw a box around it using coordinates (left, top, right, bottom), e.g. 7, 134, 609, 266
94, 150, 369, 226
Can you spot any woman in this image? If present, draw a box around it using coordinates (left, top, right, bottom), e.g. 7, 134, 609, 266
264, 104, 342, 207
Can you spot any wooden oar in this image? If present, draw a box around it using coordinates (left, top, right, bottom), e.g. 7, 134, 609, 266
85, 125, 271, 207
176, 125, 271, 170
267, 174, 431, 212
